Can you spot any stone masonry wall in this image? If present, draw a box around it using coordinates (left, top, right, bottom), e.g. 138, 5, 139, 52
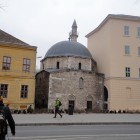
42, 57, 95, 71
48, 70, 104, 112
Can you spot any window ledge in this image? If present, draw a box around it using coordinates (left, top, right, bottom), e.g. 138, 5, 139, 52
124, 54, 131, 56
123, 35, 130, 37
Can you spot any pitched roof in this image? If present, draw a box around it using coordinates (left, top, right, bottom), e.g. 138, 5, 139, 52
86, 14, 140, 38
0, 29, 31, 47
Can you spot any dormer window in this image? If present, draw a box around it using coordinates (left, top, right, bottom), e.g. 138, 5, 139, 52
78, 62, 81, 70
57, 62, 59, 69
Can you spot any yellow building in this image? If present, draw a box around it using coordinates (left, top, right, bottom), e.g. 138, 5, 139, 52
86, 14, 140, 112
0, 29, 37, 111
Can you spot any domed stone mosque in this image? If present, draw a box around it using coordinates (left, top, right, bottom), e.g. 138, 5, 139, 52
35, 20, 104, 112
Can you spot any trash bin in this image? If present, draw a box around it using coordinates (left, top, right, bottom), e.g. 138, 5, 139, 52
68, 105, 73, 115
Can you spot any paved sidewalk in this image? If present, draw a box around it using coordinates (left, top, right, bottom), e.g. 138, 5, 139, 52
13, 113, 140, 126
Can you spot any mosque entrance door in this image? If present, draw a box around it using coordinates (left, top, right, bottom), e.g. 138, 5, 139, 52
68, 95, 75, 112
68, 100, 74, 109
86, 95, 93, 112
87, 101, 92, 111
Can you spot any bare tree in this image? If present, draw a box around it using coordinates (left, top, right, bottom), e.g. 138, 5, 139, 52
0, 0, 5, 10
0, 2, 5, 11
0, 3, 2, 9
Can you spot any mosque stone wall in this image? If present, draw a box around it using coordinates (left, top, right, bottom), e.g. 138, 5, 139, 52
36, 20, 105, 112
42, 57, 96, 71
48, 70, 104, 112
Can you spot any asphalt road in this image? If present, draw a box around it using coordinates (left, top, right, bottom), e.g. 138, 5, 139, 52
8, 124, 140, 140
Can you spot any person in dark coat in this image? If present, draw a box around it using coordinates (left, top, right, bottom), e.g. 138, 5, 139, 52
0, 96, 15, 140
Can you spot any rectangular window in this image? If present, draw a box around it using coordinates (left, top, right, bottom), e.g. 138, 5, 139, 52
2, 56, 11, 70
137, 27, 140, 37
139, 68, 140, 78
23, 58, 30, 72
20, 85, 28, 98
56, 62, 59, 69
0, 84, 8, 98
138, 47, 140, 56
124, 45, 130, 55
78, 63, 81, 70
125, 67, 130, 77
124, 26, 129, 36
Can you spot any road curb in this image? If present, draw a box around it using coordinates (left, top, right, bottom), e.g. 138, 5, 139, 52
15, 122, 140, 126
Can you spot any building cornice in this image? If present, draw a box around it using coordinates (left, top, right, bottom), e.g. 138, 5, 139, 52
43, 68, 95, 74
0, 75, 35, 79
105, 77, 140, 81
85, 14, 140, 38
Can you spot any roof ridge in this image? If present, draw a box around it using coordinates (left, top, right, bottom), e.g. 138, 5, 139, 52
0, 29, 31, 46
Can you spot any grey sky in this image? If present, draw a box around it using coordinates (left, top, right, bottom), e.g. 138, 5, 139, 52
0, 0, 140, 69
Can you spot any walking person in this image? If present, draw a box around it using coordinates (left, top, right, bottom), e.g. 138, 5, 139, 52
0, 96, 15, 140
53, 98, 62, 118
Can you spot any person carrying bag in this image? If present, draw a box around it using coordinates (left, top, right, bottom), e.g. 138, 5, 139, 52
0, 96, 15, 140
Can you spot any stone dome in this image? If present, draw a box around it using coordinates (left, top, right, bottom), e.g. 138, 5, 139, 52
44, 41, 93, 59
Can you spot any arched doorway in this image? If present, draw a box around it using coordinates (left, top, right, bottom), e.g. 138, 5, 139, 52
104, 86, 108, 110
86, 95, 93, 112
68, 95, 75, 110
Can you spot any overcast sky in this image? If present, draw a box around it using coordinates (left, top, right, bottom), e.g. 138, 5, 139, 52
0, 0, 140, 69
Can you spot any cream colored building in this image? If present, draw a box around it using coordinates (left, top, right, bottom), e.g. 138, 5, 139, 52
0, 29, 37, 110
86, 14, 140, 111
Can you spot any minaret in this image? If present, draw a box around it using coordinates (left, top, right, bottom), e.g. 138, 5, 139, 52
69, 20, 78, 42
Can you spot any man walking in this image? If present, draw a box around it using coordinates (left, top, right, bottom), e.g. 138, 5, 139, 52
0, 96, 15, 140
53, 98, 62, 118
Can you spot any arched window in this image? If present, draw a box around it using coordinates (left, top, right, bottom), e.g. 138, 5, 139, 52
56, 62, 59, 69
104, 86, 108, 110
78, 62, 81, 70
104, 86, 108, 101
79, 77, 84, 89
